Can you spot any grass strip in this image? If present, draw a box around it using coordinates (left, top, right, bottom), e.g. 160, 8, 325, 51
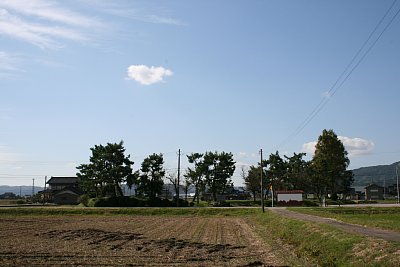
250, 210, 400, 266
288, 207, 400, 232
0, 206, 257, 217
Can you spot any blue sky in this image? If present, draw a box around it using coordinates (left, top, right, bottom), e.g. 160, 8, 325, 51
1, 0, 399, 187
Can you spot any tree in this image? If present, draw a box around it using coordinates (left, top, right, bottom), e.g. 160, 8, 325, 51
202, 151, 236, 201
136, 153, 165, 200
166, 172, 180, 199
76, 141, 136, 197
242, 164, 269, 202
285, 153, 311, 191
185, 153, 206, 204
265, 151, 288, 192
311, 129, 353, 202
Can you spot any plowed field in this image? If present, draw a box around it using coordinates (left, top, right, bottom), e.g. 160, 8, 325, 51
0, 215, 283, 266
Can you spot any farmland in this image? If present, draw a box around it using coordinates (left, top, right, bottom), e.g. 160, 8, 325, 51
0, 209, 283, 266
1, 207, 400, 266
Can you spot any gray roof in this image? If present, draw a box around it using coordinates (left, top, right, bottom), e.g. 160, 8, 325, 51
47, 176, 78, 185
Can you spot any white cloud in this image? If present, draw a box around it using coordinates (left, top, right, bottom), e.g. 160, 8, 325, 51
0, 51, 24, 78
302, 136, 375, 157
0, 0, 102, 49
127, 65, 173, 85
82, 1, 184, 26
338, 136, 375, 156
302, 141, 318, 155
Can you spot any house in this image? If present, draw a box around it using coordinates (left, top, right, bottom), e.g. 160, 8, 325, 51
365, 184, 384, 200
45, 177, 83, 204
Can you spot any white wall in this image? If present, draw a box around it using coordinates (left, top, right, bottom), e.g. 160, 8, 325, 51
277, 193, 302, 202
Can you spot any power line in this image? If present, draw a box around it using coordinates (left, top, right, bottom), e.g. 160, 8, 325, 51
277, 0, 400, 150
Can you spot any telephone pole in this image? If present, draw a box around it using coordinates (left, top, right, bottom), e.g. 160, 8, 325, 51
32, 178, 35, 197
177, 149, 181, 207
260, 149, 264, 213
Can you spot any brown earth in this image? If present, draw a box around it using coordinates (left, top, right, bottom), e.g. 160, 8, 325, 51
0, 216, 285, 266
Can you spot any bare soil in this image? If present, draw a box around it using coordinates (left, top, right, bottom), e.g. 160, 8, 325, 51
0, 216, 285, 266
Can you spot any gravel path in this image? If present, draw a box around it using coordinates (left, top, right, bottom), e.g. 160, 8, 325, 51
271, 208, 400, 242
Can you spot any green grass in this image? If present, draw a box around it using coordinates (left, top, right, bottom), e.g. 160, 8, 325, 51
250, 210, 400, 266
288, 207, 400, 232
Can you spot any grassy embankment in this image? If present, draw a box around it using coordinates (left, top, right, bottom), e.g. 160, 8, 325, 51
288, 207, 400, 232
1, 206, 399, 266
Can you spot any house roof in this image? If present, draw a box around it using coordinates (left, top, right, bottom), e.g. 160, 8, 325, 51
47, 176, 78, 185
276, 190, 304, 194
54, 186, 83, 195
365, 183, 383, 189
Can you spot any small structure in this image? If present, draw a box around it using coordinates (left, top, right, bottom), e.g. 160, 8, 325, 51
277, 190, 303, 202
276, 190, 304, 206
365, 184, 384, 200
45, 177, 83, 204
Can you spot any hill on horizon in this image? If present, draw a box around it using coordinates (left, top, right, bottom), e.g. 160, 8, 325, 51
352, 161, 400, 187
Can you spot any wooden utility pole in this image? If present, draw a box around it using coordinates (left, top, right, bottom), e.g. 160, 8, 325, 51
177, 149, 181, 207
260, 149, 264, 213
32, 178, 35, 197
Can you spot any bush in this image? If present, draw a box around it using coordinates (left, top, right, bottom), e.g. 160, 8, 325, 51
211, 201, 231, 207
79, 194, 90, 207
303, 200, 320, 207
278, 200, 304, 207
86, 196, 191, 207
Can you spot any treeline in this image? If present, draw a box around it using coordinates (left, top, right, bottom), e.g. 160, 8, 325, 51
244, 129, 353, 202
76, 129, 353, 204
76, 143, 236, 202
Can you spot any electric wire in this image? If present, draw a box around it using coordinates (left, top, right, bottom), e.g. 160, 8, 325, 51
277, 0, 400, 150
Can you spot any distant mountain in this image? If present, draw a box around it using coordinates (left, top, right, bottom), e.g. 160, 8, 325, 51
352, 161, 400, 187
0, 185, 44, 196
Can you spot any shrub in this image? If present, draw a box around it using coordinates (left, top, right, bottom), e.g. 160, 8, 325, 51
278, 200, 304, 207
79, 194, 90, 207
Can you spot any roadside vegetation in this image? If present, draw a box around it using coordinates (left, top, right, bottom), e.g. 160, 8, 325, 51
251, 210, 400, 266
288, 206, 400, 232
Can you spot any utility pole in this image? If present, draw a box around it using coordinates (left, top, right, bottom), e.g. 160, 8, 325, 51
44, 176, 47, 204
396, 164, 399, 205
19, 186, 22, 197
260, 149, 264, 213
32, 178, 35, 197
177, 149, 181, 207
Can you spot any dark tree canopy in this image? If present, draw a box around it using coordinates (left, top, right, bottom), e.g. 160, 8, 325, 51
202, 151, 236, 201
76, 141, 136, 197
136, 153, 165, 200
185, 153, 205, 203
311, 129, 353, 201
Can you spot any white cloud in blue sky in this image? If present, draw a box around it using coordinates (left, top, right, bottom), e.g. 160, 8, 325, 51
0, 0, 102, 49
127, 65, 173, 85
302, 136, 375, 157
0, 51, 23, 78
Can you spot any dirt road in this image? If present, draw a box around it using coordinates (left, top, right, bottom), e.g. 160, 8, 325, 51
271, 208, 400, 242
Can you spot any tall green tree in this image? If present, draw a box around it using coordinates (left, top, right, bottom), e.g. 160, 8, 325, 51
311, 129, 353, 201
76, 141, 136, 197
203, 151, 236, 201
265, 151, 288, 192
136, 153, 165, 200
185, 153, 206, 204
285, 153, 311, 191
